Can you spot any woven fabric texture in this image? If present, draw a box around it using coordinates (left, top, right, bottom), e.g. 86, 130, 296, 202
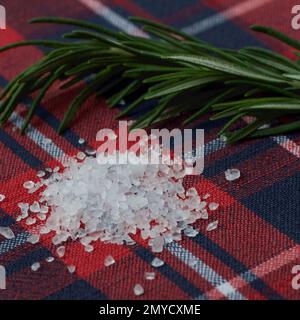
0, 0, 299, 300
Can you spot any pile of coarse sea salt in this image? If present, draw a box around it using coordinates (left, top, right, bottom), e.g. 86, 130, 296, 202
31, 142, 213, 254
0, 133, 239, 279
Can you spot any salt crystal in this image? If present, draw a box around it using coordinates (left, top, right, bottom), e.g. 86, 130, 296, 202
76, 151, 86, 161
27, 234, 40, 244
84, 244, 94, 253
18, 202, 29, 211
31, 262, 40, 271
85, 147, 96, 156
145, 272, 155, 280
16, 215, 22, 222
40, 205, 49, 214
208, 202, 219, 211
26, 217, 36, 225
0, 194, 5, 202
0, 226, 15, 239
45, 256, 54, 263
53, 166, 60, 173
56, 246, 65, 258
30, 201, 40, 213
78, 138, 85, 144
151, 257, 164, 268
225, 168, 240, 181
183, 226, 199, 238
37, 213, 47, 221
67, 265, 76, 274
207, 220, 218, 232
40, 226, 50, 234
133, 284, 144, 296
104, 255, 115, 267
202, 193, 210, 200
45, 167, 52, 173
23, 181, 35, 189
37, 171, 45, 178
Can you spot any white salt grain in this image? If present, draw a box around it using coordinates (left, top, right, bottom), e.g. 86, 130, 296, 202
84, 244, 94, 253
26, 217, 37, 226
133, 284, 144, 296
57, 246, 65, 258
45, 256, 54, 263
30, 201, 40, 213
225, 168, 240, 181
37, 171, 46, 178
78, 138, 85, 144
151, 257, 164, 268
207, 220, 218, 232
37, 213, 47, 221
184, 226, 199, 238
31, 262, 41, 271
208, 202, 219, 211
67, 265, 76, 274
0, 194, 5, 202
23, 181, 35, 189
85, 147, 96, 156
27, 234, 40, 244
0, 226, 15, 239
40, 205, 49, 214
104, 255, 115, 267
145, 272, 155, 280
76, 151, 86, 161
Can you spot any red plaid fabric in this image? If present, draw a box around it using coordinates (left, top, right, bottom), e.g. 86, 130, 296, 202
0, 0, 299, 300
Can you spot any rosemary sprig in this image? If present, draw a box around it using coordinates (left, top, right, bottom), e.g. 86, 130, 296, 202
1, 16, 300, 142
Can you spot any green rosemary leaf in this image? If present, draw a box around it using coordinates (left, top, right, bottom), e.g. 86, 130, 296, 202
251, 25, 300, 51
21, 66, 66, 133
184, 88, 238, 124
130, 16, 200, 43
145, 76, 227, 99
250, 120, 300, 137
107, 80, 140, 108
58, 72, 105, 133
162, 55, 285, 83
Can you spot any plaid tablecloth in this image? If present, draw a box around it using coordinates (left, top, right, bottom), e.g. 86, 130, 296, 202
0, 0, 299, 300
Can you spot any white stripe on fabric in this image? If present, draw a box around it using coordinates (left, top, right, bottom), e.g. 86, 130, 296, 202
182, 0, 273, 35
167, 242, 246, 300
77, 0, 147, 36
0, 232, 29, 255
10, 112, 65, 159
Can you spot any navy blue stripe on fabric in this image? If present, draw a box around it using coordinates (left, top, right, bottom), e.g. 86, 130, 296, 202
203, 138, 277, 178
4, 247, 51, 276
0, 128, 42, 169
0, 209, 16, 227
46, 280, 107, 300
242, 172, 300, 243
134, 246, 203, 299
0, 77, 82, 149
192, 233, 284, 300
